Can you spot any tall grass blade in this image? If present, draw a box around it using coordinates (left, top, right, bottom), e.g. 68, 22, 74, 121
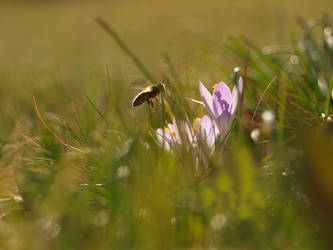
96, 17, 156, 82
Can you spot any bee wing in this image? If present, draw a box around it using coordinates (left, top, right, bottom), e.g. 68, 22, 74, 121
132, 87, 152, 107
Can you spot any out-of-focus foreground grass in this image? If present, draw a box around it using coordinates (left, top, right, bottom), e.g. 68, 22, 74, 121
1, 1, 333, 249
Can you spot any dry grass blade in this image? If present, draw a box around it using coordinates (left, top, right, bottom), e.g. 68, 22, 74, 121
33, 96, 83, 153
252, 76, 277, 121
20, 133, 44, 150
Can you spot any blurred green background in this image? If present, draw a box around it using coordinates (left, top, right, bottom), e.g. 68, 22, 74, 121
1, 1, 333, 249
0, 0, 332, 137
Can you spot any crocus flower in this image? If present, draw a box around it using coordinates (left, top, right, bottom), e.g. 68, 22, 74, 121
156, 116, 218, 151
198, 77, 243, 139
156, 118, 182, 151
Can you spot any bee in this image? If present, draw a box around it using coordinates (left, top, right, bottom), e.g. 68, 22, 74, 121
132, 82, 165, 110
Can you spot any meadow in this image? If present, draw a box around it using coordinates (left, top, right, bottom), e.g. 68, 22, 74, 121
1, 1, 333, 249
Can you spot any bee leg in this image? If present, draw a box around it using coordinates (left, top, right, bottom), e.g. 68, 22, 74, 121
155, 96, 160, 105
150, 100, 155, 111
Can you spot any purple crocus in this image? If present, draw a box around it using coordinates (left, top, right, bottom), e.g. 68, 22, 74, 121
156, 116, 219, 151
156, 118, 182, 151
198, 77, 243, 138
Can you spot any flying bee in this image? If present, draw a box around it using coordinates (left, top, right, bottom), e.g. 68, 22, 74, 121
132, 82, 165, 110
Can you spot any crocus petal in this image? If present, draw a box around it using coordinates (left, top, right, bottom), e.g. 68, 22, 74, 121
161, 127, 173, 141
156, 128, 171, 151
238, 77, 244, 95
212, 81, 232, 118
198, 81, 214, 117
170, 118, 181, 143
199, 115, 217, 148
217, 116, 232, 138
231, 86, 238, 115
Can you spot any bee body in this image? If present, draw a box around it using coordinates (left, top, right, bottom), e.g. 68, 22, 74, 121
132, 83, 165, 109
